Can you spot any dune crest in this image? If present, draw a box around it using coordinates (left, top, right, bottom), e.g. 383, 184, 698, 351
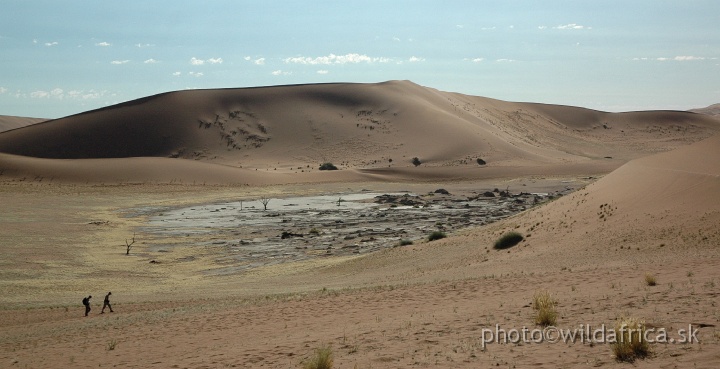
0, 81, 718, 184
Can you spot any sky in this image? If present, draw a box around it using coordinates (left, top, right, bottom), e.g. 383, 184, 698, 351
1, 0, 719, 119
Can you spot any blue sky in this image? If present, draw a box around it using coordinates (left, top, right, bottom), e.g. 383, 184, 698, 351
1, 0, 719, 118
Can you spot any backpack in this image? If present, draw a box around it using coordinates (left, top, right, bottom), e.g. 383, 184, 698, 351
82, 297, 88, 305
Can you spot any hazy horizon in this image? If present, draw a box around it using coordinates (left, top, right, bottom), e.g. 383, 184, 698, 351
1, 0, 719, 119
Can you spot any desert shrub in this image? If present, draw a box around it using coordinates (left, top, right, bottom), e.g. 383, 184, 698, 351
399, 239, 414, 246
612, 317, 649, 362
428, 231, 446, 241
532, 290, 557, 326
644, 273, 657, 286
476, 158, 486, 165
303, 345, 333, 369
106, 339, 117, 351
319, 162, 338, 170
309, 228, 320, 235
493, 231, 523, 249
411, 157, 421, 167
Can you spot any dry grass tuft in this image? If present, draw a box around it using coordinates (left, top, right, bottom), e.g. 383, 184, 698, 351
644, 273, 657, 286
303, 345, 333, 369
532, 290, 558, 326
612, 317, 649, 362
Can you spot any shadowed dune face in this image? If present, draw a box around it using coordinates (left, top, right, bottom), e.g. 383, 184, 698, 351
0, 81, 718, 184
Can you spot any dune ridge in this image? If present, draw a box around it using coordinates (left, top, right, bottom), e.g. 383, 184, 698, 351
0, 81, 718, 184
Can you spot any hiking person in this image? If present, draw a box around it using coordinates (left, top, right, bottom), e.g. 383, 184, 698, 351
101, 292, 113, 313
82, 295, 92, 316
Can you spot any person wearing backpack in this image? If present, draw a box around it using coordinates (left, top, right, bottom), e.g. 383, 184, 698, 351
82, 295, 92, 317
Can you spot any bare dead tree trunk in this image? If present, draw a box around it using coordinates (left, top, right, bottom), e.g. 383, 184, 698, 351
125, 233, 136, 255
260, 196, 271, 211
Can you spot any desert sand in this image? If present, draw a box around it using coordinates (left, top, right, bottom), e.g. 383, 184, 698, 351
0, 115, 46, 133
1, 81, 719, 368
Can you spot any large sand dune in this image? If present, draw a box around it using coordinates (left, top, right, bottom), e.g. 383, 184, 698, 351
0, 81, 717, 184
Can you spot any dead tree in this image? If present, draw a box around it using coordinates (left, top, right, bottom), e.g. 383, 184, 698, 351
260, 196, 271, 211
125, 233, 136, 255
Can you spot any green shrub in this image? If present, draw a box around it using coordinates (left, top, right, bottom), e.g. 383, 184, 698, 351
399, 239, 414, 246
428, 231, 446, 241
319, 162, 338, 170
494, 231, 523, 249
411, 157, 421, 166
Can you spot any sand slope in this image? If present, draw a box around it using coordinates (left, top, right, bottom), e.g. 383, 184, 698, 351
0, 115, 46, 133
690, 102, 720, 117
0, 81, 718, 184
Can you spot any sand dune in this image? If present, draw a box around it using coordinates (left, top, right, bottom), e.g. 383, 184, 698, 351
0, 115, 46, 133
0, 81, 718, 184
690, 102, 720, 117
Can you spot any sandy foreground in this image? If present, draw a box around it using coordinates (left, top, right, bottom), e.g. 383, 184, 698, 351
1, 161, 719, 368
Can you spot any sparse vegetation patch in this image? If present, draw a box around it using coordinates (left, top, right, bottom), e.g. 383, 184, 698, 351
644, 273, 657, 286
612, 317, 649, 362
493, 231, 523, 249
532, 290, 557, 326
319, 162, 338, 171
428, 231, 447, 241
303, 345, 333, 369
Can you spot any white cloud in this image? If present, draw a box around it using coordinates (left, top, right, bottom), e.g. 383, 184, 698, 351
44, 41, 58, 46
244, 56, 251, 61
144, 58, 159, 64
189, 71, 204, 77
95, 42, 111, 47
135, 43, 154, 48
481, 27, 496, 31
0, 87, 7, 94
271, 70, 291, 76
111, 60, 130, 65
31, 91, 50, 98
496, 58, 515, 63
634, 56, 709, 62
172, 71, 181, 76
456, 24, 464, 29
554, 23, 590, 30
472, 58, 485, 63
392, 36, 401, 42
317, 70, 329, 74
284, 53, 393, 65
254, 58, 265, 65
33, 39, 38, 44
408, 56, 425, 62
29, 88, 64, 99
673, 55, 705, 61
191, 57, 223, 65
538, 26, 547, 30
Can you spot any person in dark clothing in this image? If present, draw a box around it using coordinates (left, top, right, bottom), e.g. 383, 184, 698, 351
101, 292, 113, 314
82, 295, 92, 316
